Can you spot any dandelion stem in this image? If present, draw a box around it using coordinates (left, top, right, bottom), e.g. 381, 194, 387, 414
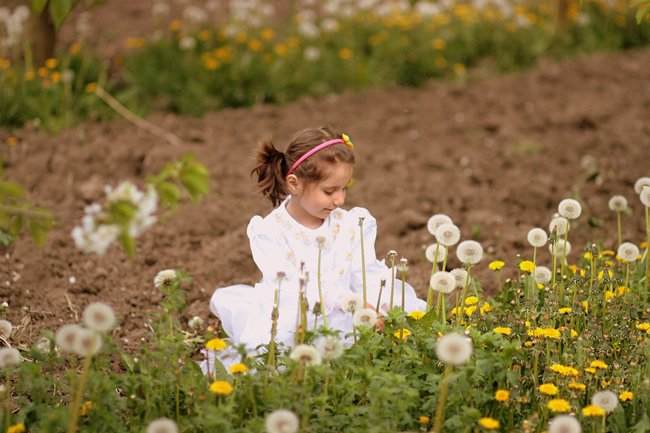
433, 364, 453, 433
645, 207, 650, 304
426, 244, 441, 312
317, 250, 329, 330
389, 255, 396, 309
532, 247, 538, 299
67, 333, 97, 433
4, 366, 11, 433
617, 210, 622, 248
401, 268, 406, 312
559, 223, 571, 307
359, 217, 367, 306
456, 265, 472, 328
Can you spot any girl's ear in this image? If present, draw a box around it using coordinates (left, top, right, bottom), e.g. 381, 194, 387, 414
286, 174, 300, 195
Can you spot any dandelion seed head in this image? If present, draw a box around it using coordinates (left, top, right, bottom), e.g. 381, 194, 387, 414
0, 320, 12, 338
548, 415, 582, 433
456, 240, 483, 265
430, 271, 456, 294
550, 239, 571, 257
313, 232, 333, 250
436, 333, 473, 366
314, 335, 344, 360
558, 199, 581, 220
55, 324, 82, 352
289, 344, 322, 366
154, 269, 177, 289
527, 228, 548, 248
427, 214, 453, 236
618, 242, 640, 262
0, 347, 21, 368
641, 188, 650, 208
146, 418, 179, 433
265, 409, 300, 433
73, 328, 103, 358
608, 195, 627, 212
591, 390, 618, 413
83, 302, 115, 332
396, 257, 409, 272
535, 266, 552, 285
353, 308, 378, 328
450, 268, 468, 288
634, 177, 650, 194
34, 336, 51, 354
549, 217, 568, 236
425, 244, 445, 263
341, 292, 364, 313
188, 316, 204, 330
435, 223, 461, 247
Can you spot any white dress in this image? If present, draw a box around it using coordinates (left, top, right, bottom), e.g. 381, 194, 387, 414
207, 197, 426, 368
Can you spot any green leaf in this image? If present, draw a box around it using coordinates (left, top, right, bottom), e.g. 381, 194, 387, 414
507, 369, 519, 386
119, 231, 136, 257
180, 173, 209, 203
158, 181, 181, 210
0, 229, 14, 247
9, 216, 23, 236
29, 219, 48, 247
49, 0, 75, 29
637, 6, 650, 24
633, 412, 650, 433
120, 351, 136, 373
0, 180, 26, 198
31, 0, 48, 13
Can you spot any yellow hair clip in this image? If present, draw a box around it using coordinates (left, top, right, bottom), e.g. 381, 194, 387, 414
342, 134, 354, 150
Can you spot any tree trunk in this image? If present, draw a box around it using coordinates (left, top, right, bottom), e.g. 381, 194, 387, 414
30, 1, 57, 66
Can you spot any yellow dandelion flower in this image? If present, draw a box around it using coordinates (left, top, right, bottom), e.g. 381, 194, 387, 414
51, 71, 61, 83
478, 417, 500, 430
641, 242, 648, 248
287, 37, 300, 48
169, 20, 182, 31
570, 330, 578, 338
489, 261, 505, 271
453, 63, 466, 75
525, 321, 531, 327
539, 383, 558, 395
549, 364, 566, 373
585, 368, 597, 374
209, 380, 233, 395
7, 137, 17, 146
543, 328, 561, 339
481, 303, 492, 313
558, 308, 571, 314
125, 37, 146, 48
395, 328, 412, 341
198, 30, 211, 41
408, 311, 425, 320
465, 306, 477, 316
601, 250, 615, 256
584, 252, 593, 259
80, 400, 93, 416
519, 261, 536, 272
590, 360, 607, 369
582, 301, 589, 311
248, 39, 263, 51
495, 389, 510, 402
527, 327, 545, 337
636, 323, 650, 331
568, 382, 586, 391
432, 38, 447, 49
37, 67, 48, 77
338, 48, 353, 60
69, 43, 81, 54
465, 296, 479, 305
435, 56, 447, 68
601, 379, 611, 388
619, 391, 633, 401
524, 341, 533, 347
261, 28, 275, 40
229, 363, 249, 374
85, 82, 97, 93
206, 338, 227, 351
419, 415, 430, 424
7, 424, 25, 433
45, 58, 58, 69
493, 327, 511, 335
236, 33, 248, 43
582, 405, 605, 416
547, 398, 571, 413
603, 260, 613, 267
274, 43, 288, 56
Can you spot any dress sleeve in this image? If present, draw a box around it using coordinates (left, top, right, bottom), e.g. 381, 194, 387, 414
247, 216, 298, 284
348, 208, 426, 314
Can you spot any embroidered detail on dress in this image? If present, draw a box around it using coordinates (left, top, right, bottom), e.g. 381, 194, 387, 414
293, 230, 303, 240
277, 230, 286, 240
350, 229, 356, 240
274, 213, 282, 221
333, 210, 342, 220
339, 269, 345, 276
292, 260, 298, 268
286, 250, 294, 261
346, 251, 353, 261
303, 234, 310, 244
282, 219, 292, 231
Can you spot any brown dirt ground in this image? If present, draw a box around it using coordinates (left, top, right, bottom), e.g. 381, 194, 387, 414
2, 1, 650, 351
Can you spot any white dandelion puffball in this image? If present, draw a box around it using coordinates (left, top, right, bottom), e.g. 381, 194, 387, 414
425, 244, 445, 263
591, 390, 618, 413
314, 335, 344, 360
146, 418, 179, 433
618, 242, 640, 262
641, 188, 650, 208
435, 334, 473, 366
0, 347, 21, 368
527, 228, 548, 248
435, 223, 461, 247
535, 266, 552, 285
634, 177, 650, 194
34, 336, 51, 354
0, 320, 12, 338
55, 324, 82, 352
549, 239, 571, 257
430, 271, 456, 294
450, 268, 468, 288
83, 302, 116, 332
289, 344, 322, 367
341, 292, 364, 313
178, 35, 197, 51
265, 409, 300, 433
188, 316, 204, 330
154, 269, 177, 289
427, 214, 453, 236
608, 195, 628, 212
549, 217, 568, 236
73, 328, 103, 358
396, 257, 409, 272
353, 308, 378, 328
558, 199, 582, 220
548, 415, 582, 433
456, 240, 483, 265
313, 232, 333, 250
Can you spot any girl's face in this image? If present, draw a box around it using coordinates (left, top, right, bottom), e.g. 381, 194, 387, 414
287, 163, 353, 229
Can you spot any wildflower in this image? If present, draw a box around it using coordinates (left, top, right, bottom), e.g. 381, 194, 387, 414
0, 348, 21, 368
548, 399, 571, 413
525, 341, 533, 347
550, 239, 571, 257
601, 250, 615, 256
582, 405, 605, 416
353, 308, 378, 328
618, 242, 640, 262
477, 417, 500, 430
188, 316, 204, 330
634, 177, 650, 194
619, 391, 633, 401
7, 425, 25, 433
527, 228, 548, 247
154, 270, 177, 289
549, 217, 568, 236
548, 415, 581, 433
457, 240, 483, 265
289, 344, 322, 366
636, 323, 650, 331
425, 244, 445, 263
436, 334, 473, 366
409, 311, 425, 320
528, 327, 545, 337
0, 320, 12, 338
146, 418, 179, 433
568, 382, 586, 391
73, 328, 103, 358
465, 296, 479, 305
608, 195, 628, 212
313, 232, 333, 250
394, 329, 412, 341
493, 327, 511, 335
209, 380, 233, 395
539, 383, 558, 396
642, 187, 650, 207
543, 328, 561, 339
81, 400, 93, 416
315, 335, 344, 360
338, 48, 353, 59
427, 214, 453, 236
590, 360, 607, 369
341, 292, 364, 313
495, 390, 510, 402
229, 363, 248, 374
55, 324, 82, 352
435, 223, 461, 246
519, 261, 536, 272
559, 308, 571, 314
465, 306, 477, 316
585, 368, 596, 374
206, 338, 227, 351
303, 46, 321, 61
83, 302, 116, 332
489, 260, 505, 271
420, 415, 430, 424
591, 390, 618, 413
450, 268, 468, 288
559, 199, 582, 220
430, 271, 456, 294
265, 409, 300, 433
396, 257, 409, 272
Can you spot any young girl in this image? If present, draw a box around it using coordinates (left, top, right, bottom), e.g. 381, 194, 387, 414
206, 126, 426, 369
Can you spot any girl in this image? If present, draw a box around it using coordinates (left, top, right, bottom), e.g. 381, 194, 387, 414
206, 126, 425, 369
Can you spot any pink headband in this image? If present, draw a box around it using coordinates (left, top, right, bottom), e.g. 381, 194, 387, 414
285, 136, 353, 179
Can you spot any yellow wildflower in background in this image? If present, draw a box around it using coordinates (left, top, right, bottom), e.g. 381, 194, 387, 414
7, 137, 17, 146
432, 38, 447, 49
591, 360, 608, 369
539, 383, 558, 395
338, 48, 354, 60
524, 341, 533, 347
248, 39, 263, 51
494, 327, 511, 335
169, 20, 182, 31
489, 261, 504, 271
495, 390, 510, 402
198, 30, 211, 41
547, 398, 571, 413
465, 296, 479, 305
261, 28, 275, 39
274, 44, 288, 56
453, 63, 466, 75
558, 308, 571, 314
599, 270, 613, 280
69, 43, 81, 54
209, 380, 233, 395
519, 261, 536, 272
408, 311, 425, 320
419, 416, 430, 424
636, 323, 650, 331
435, 56, 448, 68
582, 405, 605, 416
528, 327, 545, 337
51, 71, 61, 83
619, 391, 633, 401
543, 328, 561, 339
125, 37, 145, 48
585, 367, 597, 374
7, 424, 25, 433
395, 329, 411, 341
81, 400, 93, 416
229, 363, 249, 374
85, 82, 97, 93
206, 338, 227, 351
481, 303, 492, 313
45, 58, 58, 69
601, 250, 615, 256
478, 417, 500, 430
601, 379, 611, 388
568, 382, 586, 391
465, 306, 477, 316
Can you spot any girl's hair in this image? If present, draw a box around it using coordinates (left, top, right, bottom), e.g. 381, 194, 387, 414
252, 126, 355, 206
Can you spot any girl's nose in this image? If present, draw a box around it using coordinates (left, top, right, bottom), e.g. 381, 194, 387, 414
332, 191, 345, 206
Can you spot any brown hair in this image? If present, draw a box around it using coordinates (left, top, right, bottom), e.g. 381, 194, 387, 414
251, 126, 355, 206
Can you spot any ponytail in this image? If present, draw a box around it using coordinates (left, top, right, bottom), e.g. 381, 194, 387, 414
251, 139, 288, 207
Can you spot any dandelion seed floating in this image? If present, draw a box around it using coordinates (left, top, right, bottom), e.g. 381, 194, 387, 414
591, 390, 618, 413
289, 344, 322, 367
547, 415, 582, 433
435, 224, 461, 247
146, 418, 179, 433
427, 214, 453, 237
435, 334, 473, 366
352, 308, 378, 328
265, 409, 300, 433
83, 302, 116, 333
558, 199, 582, 220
